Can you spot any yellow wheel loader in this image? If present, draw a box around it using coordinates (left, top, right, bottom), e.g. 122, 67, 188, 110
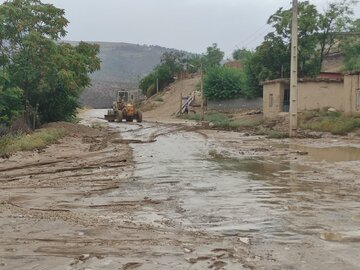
104, 90, 143, 123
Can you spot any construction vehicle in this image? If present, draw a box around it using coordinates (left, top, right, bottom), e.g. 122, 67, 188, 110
104, 90, 143, 123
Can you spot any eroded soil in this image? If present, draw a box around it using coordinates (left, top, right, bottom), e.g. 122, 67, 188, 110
1, 110, 360, 270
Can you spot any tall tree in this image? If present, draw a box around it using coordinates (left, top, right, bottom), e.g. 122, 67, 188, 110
203, 43, 224, 68
0, 0, 100, 124
232, 48, 252, 62
266, 0, 358, 76
341, 19, 360, 70
139, 51, 187, 96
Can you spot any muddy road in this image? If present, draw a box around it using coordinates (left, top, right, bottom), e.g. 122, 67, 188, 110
1, 110, 360, 269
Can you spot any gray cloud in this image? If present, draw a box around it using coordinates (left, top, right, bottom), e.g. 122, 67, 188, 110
4, 0, 360, 56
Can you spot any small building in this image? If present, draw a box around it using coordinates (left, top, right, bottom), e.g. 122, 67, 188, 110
262, 72, 360, 119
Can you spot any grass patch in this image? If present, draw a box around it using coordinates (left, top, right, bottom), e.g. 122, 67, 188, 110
0, 128, 67, 157
300, 110, 360, 135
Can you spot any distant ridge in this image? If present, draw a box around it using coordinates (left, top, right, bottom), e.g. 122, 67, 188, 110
64, 41, 191, 108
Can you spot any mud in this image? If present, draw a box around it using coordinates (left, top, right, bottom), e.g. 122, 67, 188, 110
1, 109, 359, 269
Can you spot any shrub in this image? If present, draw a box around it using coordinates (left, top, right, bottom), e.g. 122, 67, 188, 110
204, 66, 245, 100
0, 87, 23, 125
154, 96, 164, 102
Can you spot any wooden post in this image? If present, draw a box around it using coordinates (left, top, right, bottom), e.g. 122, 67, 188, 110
180, 92, 183, 114
200, 63, 204, 121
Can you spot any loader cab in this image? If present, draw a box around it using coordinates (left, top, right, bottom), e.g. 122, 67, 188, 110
117, 91, 130, 103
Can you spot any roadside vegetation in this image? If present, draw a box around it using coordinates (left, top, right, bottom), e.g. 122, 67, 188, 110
0, 0, 100, 130
154, 96, 165, 102
232, 0, 360, 97
0, 128, 67, 157
139, 43, 224, 97
141, 1, 360, 105
300, 110, 360, 135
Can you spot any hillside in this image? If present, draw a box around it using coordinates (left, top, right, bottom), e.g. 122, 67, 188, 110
70, 41, 190, 108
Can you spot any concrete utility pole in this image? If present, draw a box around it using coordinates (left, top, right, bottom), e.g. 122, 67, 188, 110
289, 0, 298, 137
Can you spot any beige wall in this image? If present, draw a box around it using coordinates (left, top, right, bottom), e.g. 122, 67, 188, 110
263, 79, 353, 119
344, 74, 360, 116
263, 82, 284, 119
297, 81, 344, 111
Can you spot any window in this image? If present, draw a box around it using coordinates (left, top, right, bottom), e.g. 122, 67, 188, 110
269, 94, 274, 108
357, 90, 360, 107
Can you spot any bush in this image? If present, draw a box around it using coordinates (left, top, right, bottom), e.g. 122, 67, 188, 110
204, 66, 245, 100
154, 96, 164, 102
0, 87, 23, 125
301, 110, 360, 135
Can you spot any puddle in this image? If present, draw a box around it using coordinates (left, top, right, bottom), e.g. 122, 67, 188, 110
208, 152, 308, 180
111, 122, 360, 251
290, 145, 360, 163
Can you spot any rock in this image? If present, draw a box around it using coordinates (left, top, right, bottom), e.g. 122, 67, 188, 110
183, 247, 193, 253
79, 254, 90, 261
239, 237, 250, 245
186, 257, 198, 264
328, 107, 337, 112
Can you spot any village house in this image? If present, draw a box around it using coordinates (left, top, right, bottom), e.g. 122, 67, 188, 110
262, 71, 360, 119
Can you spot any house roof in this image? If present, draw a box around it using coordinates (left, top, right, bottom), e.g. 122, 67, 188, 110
344, 70, 360, 75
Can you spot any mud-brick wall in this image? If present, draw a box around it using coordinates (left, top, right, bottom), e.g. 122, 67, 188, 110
344, 73, 360, 116
207, 98, 263, 111
297, 81, 345, 111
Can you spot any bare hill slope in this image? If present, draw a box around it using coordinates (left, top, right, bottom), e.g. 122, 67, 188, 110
68, 41, 191, 108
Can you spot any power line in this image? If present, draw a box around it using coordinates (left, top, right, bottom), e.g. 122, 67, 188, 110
233, 1, 293, 52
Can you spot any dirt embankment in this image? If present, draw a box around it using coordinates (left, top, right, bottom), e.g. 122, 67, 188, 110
143, 76, 201, 122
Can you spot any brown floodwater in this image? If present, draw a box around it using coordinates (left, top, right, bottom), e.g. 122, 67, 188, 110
290, 145, 360, 162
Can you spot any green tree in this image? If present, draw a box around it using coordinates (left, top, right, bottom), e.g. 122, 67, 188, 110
267, 0, 358, 77
139, 51, 188, 96
0, 0, 100, 124
185, 55, 202, 73
203, 43, 224, 69
232, 48, 252, 61
160, 51, 185, 74
0, 87, 23, 124
204, 66, 245, 100
341, 19, 360, 70
238, 0, 359, 99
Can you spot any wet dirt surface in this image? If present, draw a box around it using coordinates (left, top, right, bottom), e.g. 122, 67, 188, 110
1, 109, 360, 269
113, 119, 360, 270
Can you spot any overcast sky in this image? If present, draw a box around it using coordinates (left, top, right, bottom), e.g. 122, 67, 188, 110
5, 0, 360, 56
